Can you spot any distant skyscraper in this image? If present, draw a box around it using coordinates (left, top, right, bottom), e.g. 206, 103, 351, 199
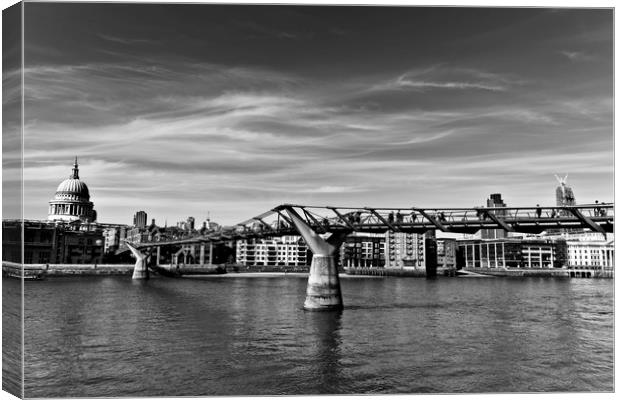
177, 217, 196, 231
553, 175, 580, 234
480, 193, 507, 240
555, 174, 576, 207
186, 217, 195, 231
133, 211, 147, 228
487, 193, 506, 208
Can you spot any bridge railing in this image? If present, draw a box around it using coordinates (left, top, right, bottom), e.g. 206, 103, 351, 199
273, 204, 613, 227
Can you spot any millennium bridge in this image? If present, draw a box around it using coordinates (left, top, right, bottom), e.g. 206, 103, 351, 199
127, 203, 614, 311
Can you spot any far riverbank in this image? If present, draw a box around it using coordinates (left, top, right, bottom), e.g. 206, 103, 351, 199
3, 262, 611, 280
2, 262, 223, 279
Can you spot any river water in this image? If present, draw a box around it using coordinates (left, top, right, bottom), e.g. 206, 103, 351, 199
12, 274, 614, 397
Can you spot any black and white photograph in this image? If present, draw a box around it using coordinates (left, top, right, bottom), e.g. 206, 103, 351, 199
1, 2, 614, 398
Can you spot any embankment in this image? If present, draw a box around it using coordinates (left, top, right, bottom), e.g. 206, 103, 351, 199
463, 267, 569, 277
3, 261, 134, 278
345, 267, 427, 277
2, 262, 227, 278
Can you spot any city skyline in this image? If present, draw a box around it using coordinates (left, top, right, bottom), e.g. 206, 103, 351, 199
3, 4, 613, 225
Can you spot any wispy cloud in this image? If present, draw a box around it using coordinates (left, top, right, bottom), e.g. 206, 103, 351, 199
233, 20, 314, 40
301, 185, 366, 194
390, 130, 456, 145
396, 79, 505, 92
98, 34, 156, 45
559, 50, 593, 62
369, 65, 524, 93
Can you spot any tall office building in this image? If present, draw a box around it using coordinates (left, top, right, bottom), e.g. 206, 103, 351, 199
555, 175, 576, 208
553, 175, 579, 233
176, 217, 196, 231
186, 217, 195, 231
487, 193, 506, 208
480, 193, 507, 240
133, 211, 147, 228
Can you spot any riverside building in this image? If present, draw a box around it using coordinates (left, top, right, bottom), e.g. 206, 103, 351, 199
437, 238, 457, 270
236, 236, 309, 267
340, 233, 385, 268
458, 238, 568, 269
566, 238, 614, 269
384, 231, 435, 269
2, 219, 105, 264
103, 225, 129, 254
544, 231, 614, 271
340, 231, 438, 271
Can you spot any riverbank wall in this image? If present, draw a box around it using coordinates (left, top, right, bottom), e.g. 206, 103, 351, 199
2, 262, 227, 278
2, 261, 134, 278
345, 267, 427, 277
155, 264, 226, 276
5, 262, 611, 279
463, 267, 569, 278
462, 267, 613, 278
227, 264, 310, 273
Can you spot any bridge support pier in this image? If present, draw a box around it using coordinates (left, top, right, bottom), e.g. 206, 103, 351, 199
285, 207, 347, 311
127, 243, 149, 280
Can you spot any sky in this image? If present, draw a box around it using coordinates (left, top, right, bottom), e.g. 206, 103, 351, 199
2, 3, 614, 225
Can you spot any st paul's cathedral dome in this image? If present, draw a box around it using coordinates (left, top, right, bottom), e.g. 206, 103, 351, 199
48, 158, 97, 222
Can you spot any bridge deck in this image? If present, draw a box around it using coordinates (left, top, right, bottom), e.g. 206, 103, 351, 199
132, 203, 614, 249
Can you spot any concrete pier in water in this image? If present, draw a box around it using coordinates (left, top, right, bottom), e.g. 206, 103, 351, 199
284, 207, 346, 311
127, 243, 149, 280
